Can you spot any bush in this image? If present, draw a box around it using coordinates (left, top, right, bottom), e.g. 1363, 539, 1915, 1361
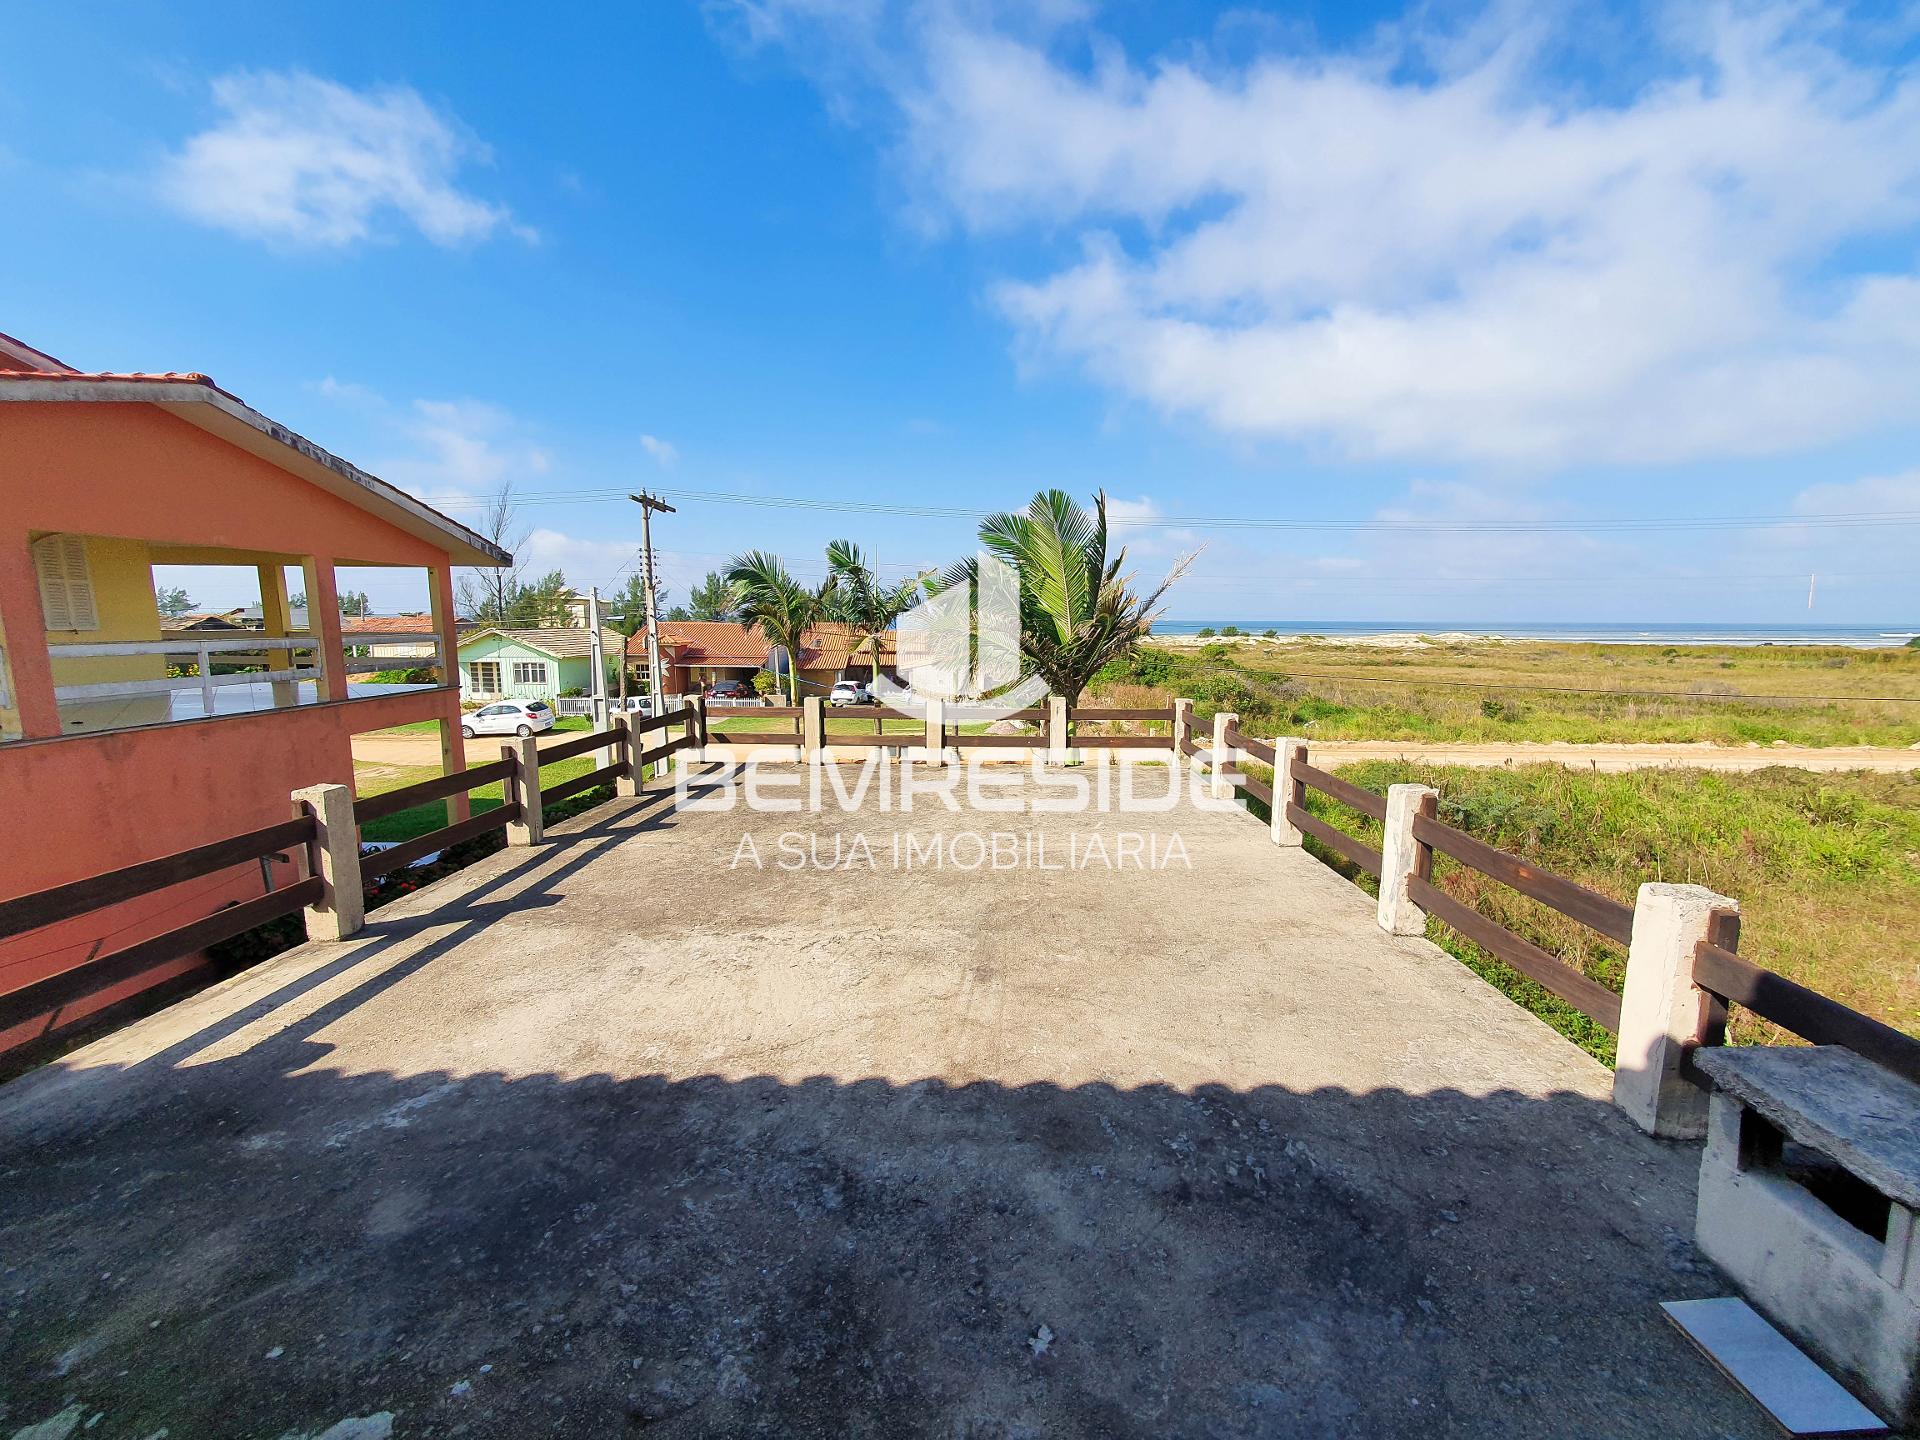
1262, 628, 1278, 638
558, 685, 585, 698
753, 669, 781, 697
369, 666, 441, 685
1195, 627, 1216, 638
1199, 642, 1231, 663
1220, 625, 1243, 637
1128, 650, 1174, 685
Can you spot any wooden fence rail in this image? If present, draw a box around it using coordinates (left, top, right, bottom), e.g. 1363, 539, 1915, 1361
1693, 935, 1920, 1087
0, 814, 321, 1039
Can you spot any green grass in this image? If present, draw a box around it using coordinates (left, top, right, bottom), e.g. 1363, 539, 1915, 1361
1110, 638, 1920, 747
1255, 762, 1920, 1063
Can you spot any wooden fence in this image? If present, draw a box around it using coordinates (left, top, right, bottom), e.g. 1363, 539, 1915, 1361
0, 707, 701, 1060
1208, 719, 1920, 1075
0, 816, 319, 1040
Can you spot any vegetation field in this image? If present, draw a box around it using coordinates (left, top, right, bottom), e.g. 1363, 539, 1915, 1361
1109, 636, 1920, 747
1261, 762, 1920, 1063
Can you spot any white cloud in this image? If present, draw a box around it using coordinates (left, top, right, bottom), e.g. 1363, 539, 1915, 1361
639, 434, 680, 466
314, 381, 551, 501
740, 2, 1920, 469
158, 70, 531, 247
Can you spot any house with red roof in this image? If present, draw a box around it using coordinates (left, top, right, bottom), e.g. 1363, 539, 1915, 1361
0, 329, 509, 1054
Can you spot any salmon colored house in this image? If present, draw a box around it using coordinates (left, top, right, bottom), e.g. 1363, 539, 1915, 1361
0, 330, 509, 1056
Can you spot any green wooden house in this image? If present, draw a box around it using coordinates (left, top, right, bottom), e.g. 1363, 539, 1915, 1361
456, 627, 625, 702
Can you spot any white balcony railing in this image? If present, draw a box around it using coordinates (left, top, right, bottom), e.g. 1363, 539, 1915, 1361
50, 636, 323, 713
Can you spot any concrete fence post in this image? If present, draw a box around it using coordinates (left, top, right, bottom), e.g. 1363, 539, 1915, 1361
291, 782, 363, 941
1377, 783, 1440, 935
685, 695, 707, 768
1048, 694, 1070, 764
1172, 698, 1194, 770
612, 713, 639, 797
505, 735, 544, 847
1271, 737, 1308, 845
1210, 711, 1237, 800
924, 696, 945, 764
1613, 883, 1738, 1138
803, 695, 825, 765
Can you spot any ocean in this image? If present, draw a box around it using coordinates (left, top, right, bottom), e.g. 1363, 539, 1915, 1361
1150, 621, 1918, 648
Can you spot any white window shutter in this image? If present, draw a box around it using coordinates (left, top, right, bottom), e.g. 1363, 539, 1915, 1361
33, 534, 98, 633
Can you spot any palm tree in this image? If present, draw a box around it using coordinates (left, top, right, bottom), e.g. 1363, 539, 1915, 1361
726, 550, 826, 706
955, 489, 1191, 711
822, 540, 926, 691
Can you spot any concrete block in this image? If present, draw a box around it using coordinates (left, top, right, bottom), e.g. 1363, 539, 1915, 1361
291, 782, 363, 941
803, 696, 825, 765
612, 714, 638, 797
923, 696, 945, 765
1377, 783, 1437, 936
506, 735, 544, 847
1271, 738, 1307, 846
1613, 882, 1735, 1138
1210, 711, 1236, 801
1697, 1090, 1920, 1426
1172, 698, 1193, 774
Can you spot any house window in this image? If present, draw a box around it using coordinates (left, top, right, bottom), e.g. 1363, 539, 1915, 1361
511, 661, 547, 687
32, 534, 98, 632
468, 660, 502, 693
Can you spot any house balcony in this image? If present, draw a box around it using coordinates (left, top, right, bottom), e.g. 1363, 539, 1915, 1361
40, 633, 445, 736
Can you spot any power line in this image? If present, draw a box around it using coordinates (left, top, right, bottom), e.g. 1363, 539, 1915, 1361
418, 482, 1920, 535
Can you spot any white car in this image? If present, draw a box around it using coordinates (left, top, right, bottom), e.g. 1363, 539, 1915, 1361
614, 695, 656, 716
461, 700, 557, 738
828, 680, 874, 707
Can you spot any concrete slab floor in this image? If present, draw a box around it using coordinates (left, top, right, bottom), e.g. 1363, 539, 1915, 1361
0, 770, 1776, 1439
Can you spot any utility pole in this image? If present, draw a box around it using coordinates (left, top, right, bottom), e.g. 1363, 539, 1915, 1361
629, 491, 676, 712
587, 586, 608, 731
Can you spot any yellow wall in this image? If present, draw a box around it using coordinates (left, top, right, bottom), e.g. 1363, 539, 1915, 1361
42, 533, 167, 694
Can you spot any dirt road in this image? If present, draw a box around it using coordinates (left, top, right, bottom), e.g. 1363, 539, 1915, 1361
353, 731, 1919, 774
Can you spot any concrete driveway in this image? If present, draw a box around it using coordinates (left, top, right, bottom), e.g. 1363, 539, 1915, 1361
0, 772, 1771, 1439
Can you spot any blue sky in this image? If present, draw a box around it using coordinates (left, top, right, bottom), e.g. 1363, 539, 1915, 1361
4, 0, 1919, 624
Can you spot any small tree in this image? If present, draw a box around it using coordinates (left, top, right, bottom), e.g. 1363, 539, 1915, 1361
752, 669, 780, 699
154, 585, 194, 619
727, 551, 826, 706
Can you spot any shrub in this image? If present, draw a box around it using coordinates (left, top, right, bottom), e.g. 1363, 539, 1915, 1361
1195, 627, 1217, 638
1199, 642, 1231, 663
370, 666, 441, 685
753, 669, 781, 697
1128, 650, 1174, 685
1262, 628, 1278, 639
558, 685, 585, 698
1220, 625, 1243, 637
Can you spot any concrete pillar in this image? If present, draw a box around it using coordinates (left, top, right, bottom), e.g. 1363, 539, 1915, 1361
924, 696, 945, 764
1210, 711, 1237, 800
303, 556, 349, 705
613, 713, 639, 797
1172, 698, 1193, 775
1048, 694, 1070, 764
803, 695, 825, 765
505, 736, 544, 846
1613, 883, 1737, 1138
1271, 737, 1307, 846
684, 695, 707, 772
0, 531, 62, 739
257, 562, 301, 709
1377, 783, 1439, 936
292, 782, 363, 941
427, 564, 471, 821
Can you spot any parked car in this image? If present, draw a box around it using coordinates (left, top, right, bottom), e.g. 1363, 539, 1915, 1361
828, 679, 874, 706
706, 679, 755, 704
614, 695, 656, 716
461, 700, 557, 738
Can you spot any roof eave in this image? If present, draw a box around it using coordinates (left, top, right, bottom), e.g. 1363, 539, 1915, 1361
0, 377, 511, 568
